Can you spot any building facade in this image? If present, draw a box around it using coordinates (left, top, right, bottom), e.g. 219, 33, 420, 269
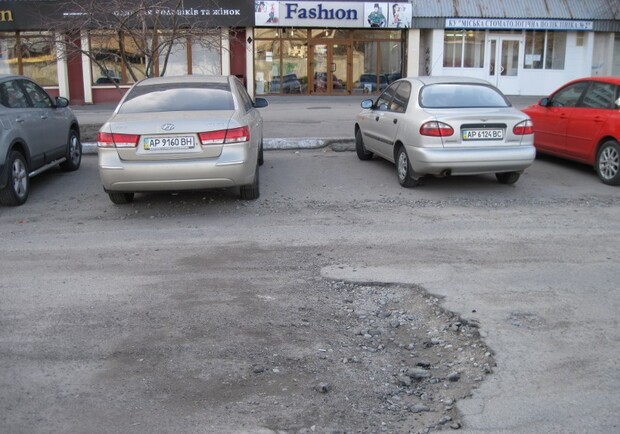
0, 0, 619, 104
0, 0, 254, 104
412, 0, 620, 96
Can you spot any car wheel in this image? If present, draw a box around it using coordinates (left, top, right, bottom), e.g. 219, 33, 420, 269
60, 129, 82, 171
496, 172, 521, 185
355, 129, 373, 160
108, 192, 134, 204
396, 146, 421, 188
596, 140, 620, 185
240, 163, 260, 200
0, 150, 29, 206
258, 141, 264, 166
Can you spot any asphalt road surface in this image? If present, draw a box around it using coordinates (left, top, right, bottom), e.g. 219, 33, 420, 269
1, 150, 618, 433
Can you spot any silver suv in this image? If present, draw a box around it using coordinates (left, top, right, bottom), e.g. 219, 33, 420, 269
0, 75, 81, 206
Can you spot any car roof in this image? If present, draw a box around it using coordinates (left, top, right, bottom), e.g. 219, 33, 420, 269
568, 76, 620, 85
134, 75, 231, 87
0, 74, 29, 82
407, 76, 493, 86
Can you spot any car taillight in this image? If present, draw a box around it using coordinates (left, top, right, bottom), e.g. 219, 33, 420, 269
199, 127, 250, 145
224, 126, 250, 143
513, 120, 534, 135
97, 132, 140, 148
420, 121, 454, 137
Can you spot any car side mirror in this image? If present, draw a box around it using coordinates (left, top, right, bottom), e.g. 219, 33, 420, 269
539, 97, 551, 107
361, 99, 373, 109
55, 96, 69, 108
254, 97, 268, 108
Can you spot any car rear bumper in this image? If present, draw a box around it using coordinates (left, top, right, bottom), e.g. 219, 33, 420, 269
406, 145, 536, 176
97, 144, 256, 192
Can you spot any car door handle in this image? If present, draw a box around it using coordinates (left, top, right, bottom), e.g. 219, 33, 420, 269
15, 117, 24, 123
40, 115, 48, 120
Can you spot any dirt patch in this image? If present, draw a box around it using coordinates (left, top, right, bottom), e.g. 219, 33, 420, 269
239, 277, 496, 433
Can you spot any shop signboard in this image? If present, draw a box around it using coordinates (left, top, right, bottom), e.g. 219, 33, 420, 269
255, 1, 412, 28
0, 0, 255, 31
445, 18, 594, 31
0, 1, 63, 30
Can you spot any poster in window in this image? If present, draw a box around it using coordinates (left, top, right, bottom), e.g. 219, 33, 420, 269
388, 3, 411, 28
256, 1, 279, 24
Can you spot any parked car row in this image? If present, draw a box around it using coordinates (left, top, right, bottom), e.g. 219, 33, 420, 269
1, 74, 617, 207
355, 76, 620, 187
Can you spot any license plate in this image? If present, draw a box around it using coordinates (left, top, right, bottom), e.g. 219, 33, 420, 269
462, 129, 504, 141
143, 136, 195, 151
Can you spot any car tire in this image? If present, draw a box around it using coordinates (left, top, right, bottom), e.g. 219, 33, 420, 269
60, 129, 82, 171
108, 192, 134, 204
355, 129, 373, 160
0, 150, 29, 206
258, 141, 264, 166
396, 146, 421, 188
240, 163, 260, 200
495, 172, 521, 185
596, 140, 620, 185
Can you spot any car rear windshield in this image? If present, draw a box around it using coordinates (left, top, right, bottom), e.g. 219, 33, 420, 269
118, 82, 234, 113
420, 84, 510, 108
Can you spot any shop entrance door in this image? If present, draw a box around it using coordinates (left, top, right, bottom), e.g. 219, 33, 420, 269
310, 42, 349, 95
487, 37, 521, 95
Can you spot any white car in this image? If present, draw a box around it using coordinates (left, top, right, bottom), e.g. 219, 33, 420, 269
97, 75, 268, 204
354, 76, 536, 186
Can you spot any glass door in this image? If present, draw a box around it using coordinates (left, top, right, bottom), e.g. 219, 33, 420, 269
487, 37, 521, 94
310, 42, 349, 95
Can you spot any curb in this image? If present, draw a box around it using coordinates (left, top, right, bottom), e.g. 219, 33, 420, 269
82, 137, 355, 155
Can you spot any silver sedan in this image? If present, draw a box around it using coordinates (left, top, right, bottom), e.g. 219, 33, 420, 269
97, 75, 267, 204
354, 76, 536, 186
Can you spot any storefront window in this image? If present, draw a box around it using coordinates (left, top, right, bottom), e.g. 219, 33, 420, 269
255, 39, 281, 95
191, 38, 221, 75
0, 33, 19, 76
157, 35, 188, 76
444, 31, 462, 67
256, 28, 404, 95
613, 34, 620, 76
353, 41, 377, 94
464, 31, 485, 67
524, 31, 545, 69
281, 40, 307, 93
379, 41, 403, 83
350, 29, 401, 40
255, 28, 279, 39
90, 32, 147, 85
157, 32, 221, 76
524, 31, 566, 70
443, 30, 484, 68
545, 32, 566, 70
0, 32, 57, 85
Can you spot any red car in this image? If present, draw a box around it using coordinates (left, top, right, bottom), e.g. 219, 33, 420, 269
522, 76, 620, 185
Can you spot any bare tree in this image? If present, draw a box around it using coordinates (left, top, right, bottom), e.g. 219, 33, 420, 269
40, 0, 231, 91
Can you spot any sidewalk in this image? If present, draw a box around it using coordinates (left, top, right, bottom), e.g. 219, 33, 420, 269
77, 95, 542, 154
